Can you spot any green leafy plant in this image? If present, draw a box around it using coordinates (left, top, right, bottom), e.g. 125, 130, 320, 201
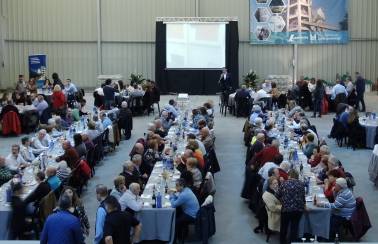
129, 73, 145, 86
243, 70, 259, 89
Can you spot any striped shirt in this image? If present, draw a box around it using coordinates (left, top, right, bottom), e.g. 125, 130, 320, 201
323, 188, 356, 219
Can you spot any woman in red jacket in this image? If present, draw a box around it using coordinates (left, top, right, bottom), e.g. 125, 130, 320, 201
323, 169, 342, 203
51, 84, 66, 115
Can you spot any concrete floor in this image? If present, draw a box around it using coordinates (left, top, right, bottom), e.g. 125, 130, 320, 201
1, 93, 378, 243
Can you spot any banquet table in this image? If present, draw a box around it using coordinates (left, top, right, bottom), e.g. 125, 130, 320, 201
368, 145, 378, 186
136, 107, 193, 243
279, 119, 331, 239
359, 117, 378, 149
0, 132, 69, 240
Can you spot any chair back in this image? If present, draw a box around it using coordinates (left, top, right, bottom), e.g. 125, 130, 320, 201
350, 197, 371, 240
194, 202, 216, 243
1, 111, 22, 135
38, 191, 57, 224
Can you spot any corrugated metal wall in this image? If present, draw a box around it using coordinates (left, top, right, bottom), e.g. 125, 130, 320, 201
0, 0, 377, 89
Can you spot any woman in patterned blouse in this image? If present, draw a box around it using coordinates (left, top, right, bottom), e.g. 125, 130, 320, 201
61, 186, 91, 237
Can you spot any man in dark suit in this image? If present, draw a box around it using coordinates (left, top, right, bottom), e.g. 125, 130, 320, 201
218, 67, 232, 92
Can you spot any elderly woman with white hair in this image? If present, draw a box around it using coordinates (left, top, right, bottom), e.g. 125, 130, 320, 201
118, 101, 133, 140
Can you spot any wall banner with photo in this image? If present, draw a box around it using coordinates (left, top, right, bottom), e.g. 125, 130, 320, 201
250, 0, 349, 45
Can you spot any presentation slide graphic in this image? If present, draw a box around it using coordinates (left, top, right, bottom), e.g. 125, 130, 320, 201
250, 0, 349, 45
166, 23, 226, 69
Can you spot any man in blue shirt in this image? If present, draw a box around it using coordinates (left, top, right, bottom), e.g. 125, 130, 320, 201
32, 95, 49, 116
355, 72, 366, 112
100, 112, 112, 129
94, 184, 108, 244
331, 80, 348, 100
163, 99, 178, 119
41, 194, 84, 244
169, 178, 199, 241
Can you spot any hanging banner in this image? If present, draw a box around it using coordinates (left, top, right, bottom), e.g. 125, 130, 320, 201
28, 54, 47, 78
250, 0, 349, 45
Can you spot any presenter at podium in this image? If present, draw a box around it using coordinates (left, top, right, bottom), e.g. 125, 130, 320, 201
218, 67, 232, 93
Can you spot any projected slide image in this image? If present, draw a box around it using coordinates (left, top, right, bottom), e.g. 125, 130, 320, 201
166, 23, 226, 69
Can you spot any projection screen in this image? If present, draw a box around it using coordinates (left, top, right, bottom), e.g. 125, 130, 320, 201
166, 22, 226, 69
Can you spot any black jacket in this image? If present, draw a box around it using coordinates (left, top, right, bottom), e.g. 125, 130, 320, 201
195, 203, 216, 244
118, 108, 133, 131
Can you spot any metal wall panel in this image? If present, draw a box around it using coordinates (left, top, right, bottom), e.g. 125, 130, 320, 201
101, 0, 195, 42
3, 42, 97, 88
298, 41, 378, 82
198, 0, 250, 41
2, 0, 96, 41
0, 0, 377, 89
102, 43, 155, 81
239, 43, 293, 79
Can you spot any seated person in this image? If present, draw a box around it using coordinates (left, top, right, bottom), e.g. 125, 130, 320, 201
249, 105, 263, 125
120, 161, 139, 189
93, 115, 104, 133
192, 109, 205, 130
73, 133, 87, 159
154, 119, 167, 138
45, 166, 62, 192
110, 176, 126, 200
309, 145, 330, 168
32, 129, 51, 151
56, 141, 80, 169
160, 110, 174, 132
100, 112, 112, 129
63, 79, 78, 98
262, 176, 282, 233
185, 157, 202, 190
316, 178, 356, 241
81, 134, 94, 152
32, 95, 49, 116
0, 156, 14, 186
254, 86, 270, 102
56, 161, 71, 184
163, 99, 178, 119
20, 136, 37, 163
186, 139, 205, 170
187, 133, 206, 156
200, 127, 214, 152
131, 154, 149, 184
118, 183, 143, 213
235, 85, 251, 101
169, 178, 200, 241
5, 144, 28, 171
85, 121, 101, 141
24, 171, 51, 210
300, 124, 318, 146
323, 169, 343, 203
302, 134, 317, 159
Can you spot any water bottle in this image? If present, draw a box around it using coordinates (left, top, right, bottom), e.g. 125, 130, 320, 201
156, 192, 162, 208
152, 185, 156, 208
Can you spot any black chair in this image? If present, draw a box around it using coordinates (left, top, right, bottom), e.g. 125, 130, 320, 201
129, 96, 144, 116
86, 147, 96, 177
21, 110, 39, 133
40, 107, 52, 124
235, 96, 252, 118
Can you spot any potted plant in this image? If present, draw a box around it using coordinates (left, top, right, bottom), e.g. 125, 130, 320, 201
243, 70, 259, 89
129, 73, 145, 86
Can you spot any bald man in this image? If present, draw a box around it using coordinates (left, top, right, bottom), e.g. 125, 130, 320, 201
56, 141, 80, 169
200, 127, 214, 152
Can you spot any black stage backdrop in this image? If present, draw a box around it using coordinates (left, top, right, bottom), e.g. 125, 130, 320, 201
155, 21, 239, 95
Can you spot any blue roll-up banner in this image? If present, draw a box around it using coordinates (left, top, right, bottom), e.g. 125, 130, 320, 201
250, 0, 349, 45
28, 54, 46, 78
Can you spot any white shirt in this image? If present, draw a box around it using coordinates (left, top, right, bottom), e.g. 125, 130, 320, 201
346, 81, 354, 93
331, 84, 348, 100
262, 82, 272, 93
118, 190, 143, 212
196, 139, 207, 156
5, 153, 27, 170
254, 89, 270, 101
258, 162, 278, 180
20, 145, 35, 162
32, 134, 51, 150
